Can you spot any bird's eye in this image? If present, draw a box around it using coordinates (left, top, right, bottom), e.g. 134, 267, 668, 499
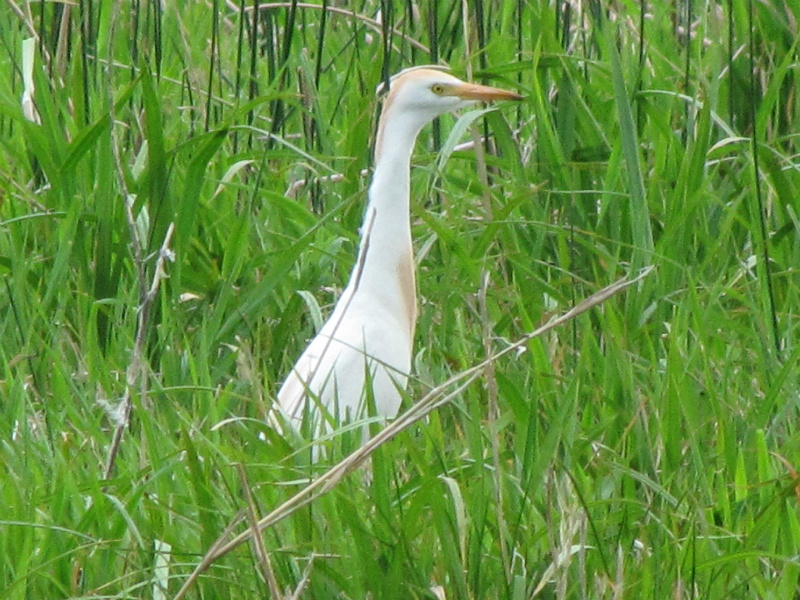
431, 83, 445, 95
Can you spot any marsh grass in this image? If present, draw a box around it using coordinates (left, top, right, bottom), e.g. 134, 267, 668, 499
1, 1, 800, 598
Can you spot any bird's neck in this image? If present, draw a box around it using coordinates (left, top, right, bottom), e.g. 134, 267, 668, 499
344, 109, 425, 337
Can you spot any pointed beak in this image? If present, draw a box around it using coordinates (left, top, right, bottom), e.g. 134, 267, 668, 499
452, 81, 523, 102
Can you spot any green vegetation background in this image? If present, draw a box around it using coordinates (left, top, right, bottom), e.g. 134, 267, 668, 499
1, 1, 799, 598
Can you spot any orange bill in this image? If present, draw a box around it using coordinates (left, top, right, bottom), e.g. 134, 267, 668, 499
451, 81, 523, 102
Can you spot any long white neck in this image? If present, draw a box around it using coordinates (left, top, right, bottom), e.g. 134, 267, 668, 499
342, 105, 428, 339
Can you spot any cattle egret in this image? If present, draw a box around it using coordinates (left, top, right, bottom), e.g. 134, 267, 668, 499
275, 66, 522, 438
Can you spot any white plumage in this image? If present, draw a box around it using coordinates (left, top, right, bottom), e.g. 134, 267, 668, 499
275, 66, 522, 437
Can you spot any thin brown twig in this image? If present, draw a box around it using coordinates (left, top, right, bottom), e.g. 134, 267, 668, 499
461, 0, 493, 218
286, 554, 315, 600
237, 464, 282, 599
478, 269, 511, 585
6, 0, 39, 41
171, 266, 655, 600
102, 221, 175, 480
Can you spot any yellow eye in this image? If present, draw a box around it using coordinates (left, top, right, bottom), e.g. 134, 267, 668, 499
431, 83, 445, 94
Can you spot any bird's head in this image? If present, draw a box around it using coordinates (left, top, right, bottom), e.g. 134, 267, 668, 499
377, 66, 523, 128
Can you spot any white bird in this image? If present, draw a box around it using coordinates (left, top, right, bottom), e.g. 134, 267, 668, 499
275, 66, 522, 438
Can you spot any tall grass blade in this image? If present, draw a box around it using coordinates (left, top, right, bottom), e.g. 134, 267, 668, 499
607, 26, 653, 270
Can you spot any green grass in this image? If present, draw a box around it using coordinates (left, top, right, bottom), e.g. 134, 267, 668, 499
2, 1, 800, 598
